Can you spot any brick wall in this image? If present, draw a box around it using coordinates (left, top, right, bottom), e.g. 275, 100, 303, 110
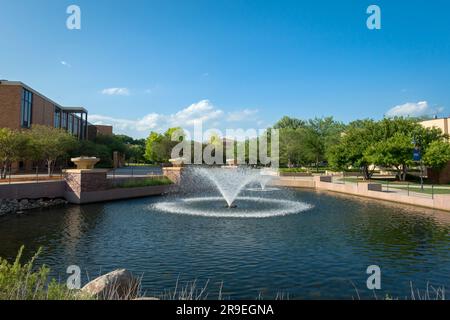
31, 92, 54, 127
428, 162, 450, 184
0, 181, 65, 199
95, 125, 113, 136
64, 170, 109, 197
0, 83, 55, 130
0, 85, 21, 129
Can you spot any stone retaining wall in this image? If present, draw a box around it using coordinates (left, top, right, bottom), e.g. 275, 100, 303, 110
64, 185, 173, 204
0, 181, 65, 200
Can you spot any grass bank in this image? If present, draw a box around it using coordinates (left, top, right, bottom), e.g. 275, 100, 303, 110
116, 177, 173, 189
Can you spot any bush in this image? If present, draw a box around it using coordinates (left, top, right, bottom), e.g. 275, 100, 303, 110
117, 177, 173, 188
279, 168, 308, 173
0, 246, 91, 300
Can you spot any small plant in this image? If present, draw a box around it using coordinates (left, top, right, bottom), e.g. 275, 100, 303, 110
0, 246, 90, 300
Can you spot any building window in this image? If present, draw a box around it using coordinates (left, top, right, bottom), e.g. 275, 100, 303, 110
73, 117, 79, 137
61, 112, 67, 129
68, 114, 73, 134
54, 107, 61, 128
21, 88, 33, 128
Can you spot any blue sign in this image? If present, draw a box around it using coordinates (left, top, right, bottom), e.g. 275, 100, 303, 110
413, 148, 421, 161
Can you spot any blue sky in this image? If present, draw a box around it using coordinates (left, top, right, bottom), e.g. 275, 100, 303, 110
1, 0, 449, 138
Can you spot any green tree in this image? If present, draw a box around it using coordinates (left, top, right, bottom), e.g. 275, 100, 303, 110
327, 119, 381, 179
304, 117, 345, 170
71, 140, 113, 167
144, 128, 183, 163
0, 128, 30, 179
279, 128, 312, 167
273, 116, 306, 130
423, 140, 450, 169
365, 133, 414, 181
144, 132, 163, 163
27, 125, 78, 176
126, 144, 146, 164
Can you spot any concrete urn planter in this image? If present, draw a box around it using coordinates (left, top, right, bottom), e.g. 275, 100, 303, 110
71, 157, 100, 170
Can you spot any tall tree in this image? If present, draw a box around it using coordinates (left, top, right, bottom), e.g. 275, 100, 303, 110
365, 133, 415, 181
144, 128, 183, 163
423, 140, 450, 169
27, 125, 78, 176
304, 117, 345, 170
327, 119, 381, 179
0, 128, 29, 179
273, 116, 306, 130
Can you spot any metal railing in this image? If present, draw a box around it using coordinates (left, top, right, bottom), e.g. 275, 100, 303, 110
0, 166, 66, 185
326, 172, 440, 199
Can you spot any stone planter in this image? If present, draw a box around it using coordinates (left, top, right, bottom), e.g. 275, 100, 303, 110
71, 157, 100, 170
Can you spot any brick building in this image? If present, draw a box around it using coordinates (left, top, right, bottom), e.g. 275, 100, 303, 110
0, 80, 89, 139
0, 80, 113, 172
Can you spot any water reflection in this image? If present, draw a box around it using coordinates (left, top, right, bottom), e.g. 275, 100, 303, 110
0, 189, 448, 299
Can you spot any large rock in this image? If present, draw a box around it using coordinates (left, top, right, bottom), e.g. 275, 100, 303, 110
81, 269, 140, 300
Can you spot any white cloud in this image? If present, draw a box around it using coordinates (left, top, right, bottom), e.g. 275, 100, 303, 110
227, 109, 259, 122
89, 100, 263, 138
101, 88, 130, 96
169, 100, 223, 126
60, 61, 71, 68
385, 101, 444, 118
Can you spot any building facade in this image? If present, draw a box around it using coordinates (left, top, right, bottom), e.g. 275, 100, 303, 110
420, 117, 449, 137
0, 80, 89, 139
420, 117, 450, 184
0, 80, 113, 173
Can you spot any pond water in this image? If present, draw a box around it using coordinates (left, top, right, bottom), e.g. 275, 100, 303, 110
0, 188, 449, 299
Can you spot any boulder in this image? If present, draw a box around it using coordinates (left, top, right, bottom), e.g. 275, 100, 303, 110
81, 269, 140, 300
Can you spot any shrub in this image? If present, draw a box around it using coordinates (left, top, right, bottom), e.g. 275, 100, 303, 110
0, 246, 90, 300
117, 177, 173, 188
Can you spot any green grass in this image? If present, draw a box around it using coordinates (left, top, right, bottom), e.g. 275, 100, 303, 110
117, 177, 173, 188
125, 163, 160, 167
387, 186, 450, 195
338, 177, 450, 194
0, 246, 92, 300
279, 168, 309, 173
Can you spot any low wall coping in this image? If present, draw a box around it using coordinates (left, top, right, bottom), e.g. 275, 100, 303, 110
64, 169, 109, 174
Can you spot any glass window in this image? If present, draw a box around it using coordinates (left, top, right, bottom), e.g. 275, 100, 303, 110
54, 107, 61, 128
20, 88, 33, 128
74, 117, 79, 137
61, 112, 67, 129
68, 114, 73, 133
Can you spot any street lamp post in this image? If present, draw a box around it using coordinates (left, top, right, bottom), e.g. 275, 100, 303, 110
413, 135, 424, 191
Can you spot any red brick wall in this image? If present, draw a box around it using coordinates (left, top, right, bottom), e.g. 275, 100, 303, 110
0, 85, 21, 129
96, 125, 113, 136
0, 84, 55, 130
31, 91, 54, 127
428, 162, 450, 184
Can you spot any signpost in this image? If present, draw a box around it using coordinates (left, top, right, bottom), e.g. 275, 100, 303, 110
413, 146, 424, 191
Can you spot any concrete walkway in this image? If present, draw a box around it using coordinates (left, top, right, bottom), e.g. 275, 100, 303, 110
273, 176, 450, 212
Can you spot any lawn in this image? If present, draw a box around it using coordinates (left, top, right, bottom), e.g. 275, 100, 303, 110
117, 177, 173, 188
338, 177, 450, 195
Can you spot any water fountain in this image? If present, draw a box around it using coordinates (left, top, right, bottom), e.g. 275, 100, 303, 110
152, 166, 313, 218
195, 167, 262, 207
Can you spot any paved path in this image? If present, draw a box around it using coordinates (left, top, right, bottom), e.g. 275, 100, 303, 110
0, 166, 163, 184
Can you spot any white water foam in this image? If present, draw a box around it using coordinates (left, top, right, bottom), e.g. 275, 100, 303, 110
151, 197, 313, 218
